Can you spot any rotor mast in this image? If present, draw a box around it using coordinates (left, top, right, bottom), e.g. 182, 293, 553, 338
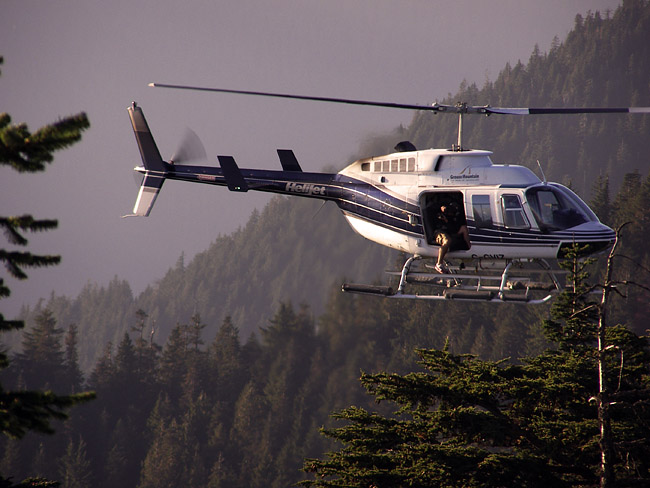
449, 102, 472, 151
455, 102, 466, 151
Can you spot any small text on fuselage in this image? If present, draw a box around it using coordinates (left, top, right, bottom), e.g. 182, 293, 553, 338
285, 182, 326, 196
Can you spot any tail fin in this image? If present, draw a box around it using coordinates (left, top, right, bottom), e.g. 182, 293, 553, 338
277, 149, 302, 172
124, 102, 167, 217
217, 155, 249, 192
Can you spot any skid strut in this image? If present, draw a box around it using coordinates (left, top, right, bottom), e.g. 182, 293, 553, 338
398, 255, 421, 294
342, 255, 561, 304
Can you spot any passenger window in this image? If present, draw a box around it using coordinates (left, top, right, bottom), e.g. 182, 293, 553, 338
391, 159, 398, 172
501, 194, 529, 229
374, 160, 382, 172
382, 160, 390, 172
408, 157, 415, 172
399, 158, 407, 172
472, 195, 493, 228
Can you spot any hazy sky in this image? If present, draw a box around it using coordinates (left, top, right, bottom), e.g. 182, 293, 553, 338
1, 0, 622, 316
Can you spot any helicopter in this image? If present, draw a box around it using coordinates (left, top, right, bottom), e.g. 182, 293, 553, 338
126, 83, 650, 304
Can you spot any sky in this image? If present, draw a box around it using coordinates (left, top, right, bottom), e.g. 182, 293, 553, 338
1, 0, 622, 316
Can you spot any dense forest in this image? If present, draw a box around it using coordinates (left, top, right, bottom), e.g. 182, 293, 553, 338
2, 1, 650, 486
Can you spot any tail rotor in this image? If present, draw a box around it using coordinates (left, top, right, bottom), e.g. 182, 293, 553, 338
170, 127, 207, 165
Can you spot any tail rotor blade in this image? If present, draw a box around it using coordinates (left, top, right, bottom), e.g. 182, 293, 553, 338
171, 127, 207, 165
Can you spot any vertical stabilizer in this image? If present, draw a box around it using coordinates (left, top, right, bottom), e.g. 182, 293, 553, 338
124, 102, 168, 217
128, 102, 166, 172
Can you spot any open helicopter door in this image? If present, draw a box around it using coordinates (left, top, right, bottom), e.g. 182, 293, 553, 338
419, 190, 467, 248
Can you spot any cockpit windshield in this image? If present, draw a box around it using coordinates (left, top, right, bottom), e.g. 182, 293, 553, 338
526, 184, 598, 231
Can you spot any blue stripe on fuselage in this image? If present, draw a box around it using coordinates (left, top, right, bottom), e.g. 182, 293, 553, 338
165, 165, 614, 251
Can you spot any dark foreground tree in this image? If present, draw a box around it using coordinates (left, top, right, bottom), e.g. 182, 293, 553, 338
0, 56, 94, 486
302, 245, 650, 487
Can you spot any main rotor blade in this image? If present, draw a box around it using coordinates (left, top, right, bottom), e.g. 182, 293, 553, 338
485, 106, 650, 115
149, 83, 440, 112
149, 83, 650, 116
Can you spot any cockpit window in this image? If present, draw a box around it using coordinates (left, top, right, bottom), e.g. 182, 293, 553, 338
526, 186, 596, 230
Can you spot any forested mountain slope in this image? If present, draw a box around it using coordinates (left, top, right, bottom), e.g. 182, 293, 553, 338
20, 198, 394, 370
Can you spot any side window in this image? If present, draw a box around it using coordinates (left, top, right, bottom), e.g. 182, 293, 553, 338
501, 194, 529, 229
472, 195, 493, 228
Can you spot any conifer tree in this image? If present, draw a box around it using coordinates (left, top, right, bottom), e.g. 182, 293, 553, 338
0, 57, 94, 486
301, 244, 650, 487
63, 324, 84, 394
102, 419, 134, 488
210, 316, 244, 402
590, 174, 611, 225
158, 325, 189, 402
58, 436, 92, 488
14, 309, 65, 391
0, 56, 93, 445
138, 418, 186, 488
86, 342, 115, 392
131, 309, 159, 379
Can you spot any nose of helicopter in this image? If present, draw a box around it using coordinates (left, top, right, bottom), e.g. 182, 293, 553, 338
556, 221, 616, 258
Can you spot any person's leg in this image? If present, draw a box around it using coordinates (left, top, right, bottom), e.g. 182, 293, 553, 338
458, 225, 471, 249
435, 233, 450, 272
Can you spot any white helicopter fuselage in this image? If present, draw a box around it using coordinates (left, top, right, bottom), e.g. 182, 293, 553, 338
128, 94, 649, 301
127, 103, 615, 268
339, 148, 615, 261
127, 102, 623, 302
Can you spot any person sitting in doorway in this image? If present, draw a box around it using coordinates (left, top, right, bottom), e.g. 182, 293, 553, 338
433, 201, 471, 273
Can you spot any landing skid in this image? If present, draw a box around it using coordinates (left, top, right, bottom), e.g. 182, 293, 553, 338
342, 256, 564, 304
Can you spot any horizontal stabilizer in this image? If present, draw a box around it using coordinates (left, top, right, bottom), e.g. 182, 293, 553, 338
218, 155, 249, 192
277, 149, 302, 172
126, 174, 165, 217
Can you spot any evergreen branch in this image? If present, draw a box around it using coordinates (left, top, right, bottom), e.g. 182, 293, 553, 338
0, 112, 90, 173
0, 113, 9, 131
0, 476, 62, 487
0, 389, 95, 439
0, 216, 58, 246
0, 278, 10, 299
0, 312, 23, 332
0, 250, 61, 279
